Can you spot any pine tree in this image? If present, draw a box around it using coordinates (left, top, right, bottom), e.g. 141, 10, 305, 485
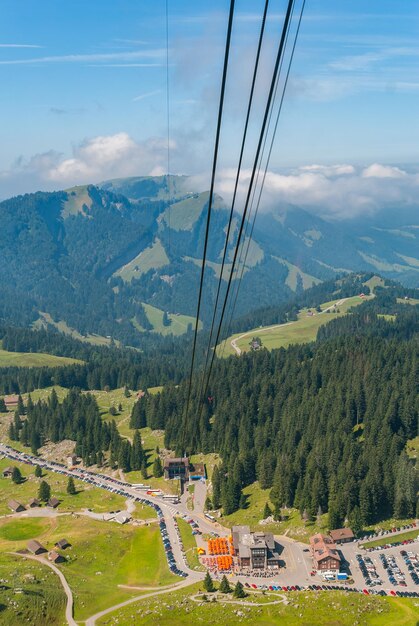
233, 581, 246, 598
0, 398, 7, 412
11, 467, 22, 484
8, 422, 16, 441
263, 502, 272, 519
67, 476, 76, 495
349, 505, 363, 537
17, 395, 25, 415
203, 571, 215, 593
141, 458, 148, 479
204, 496, 213, 511
153, 456, 163, 478
131, 430, 144, 471
34, 465, 42, 478
219, 575, 231, 594
212, 465, 221, 509
38, 480, 51, 502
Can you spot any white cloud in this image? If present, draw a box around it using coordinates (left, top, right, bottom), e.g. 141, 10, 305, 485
0, 43, 42, 48
0, 49, 165, 66
215, 163, 419, 220
362, 163, 407, 178
132, 90, 161, 102
0, 132, 172, 196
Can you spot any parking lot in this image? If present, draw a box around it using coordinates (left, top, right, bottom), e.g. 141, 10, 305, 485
342, 541, 419, 593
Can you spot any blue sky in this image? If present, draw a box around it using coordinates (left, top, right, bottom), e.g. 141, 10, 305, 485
1, 0, 419, 216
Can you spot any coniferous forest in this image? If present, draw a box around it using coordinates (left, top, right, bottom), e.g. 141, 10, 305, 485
136, 305, 418, 526
1, 275, 417, 529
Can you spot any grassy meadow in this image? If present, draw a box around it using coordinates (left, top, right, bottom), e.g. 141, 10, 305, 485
219, 295, 370, 356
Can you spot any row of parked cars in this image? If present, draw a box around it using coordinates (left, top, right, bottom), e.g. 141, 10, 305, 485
380, 554, 406, 586
1, 444, 189, 578
360, 522, 417, 545
243, 582, 419, 598
356, 554, 383, 586
364, 537, 419, 553
400, 550, 419, 586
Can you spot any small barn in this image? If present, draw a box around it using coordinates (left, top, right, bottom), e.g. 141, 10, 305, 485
48, 497, 60, 508
8, 499, 25, 513
27, 540, 47, 555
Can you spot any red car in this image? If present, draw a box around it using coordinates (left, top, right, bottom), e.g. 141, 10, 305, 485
362, 589, 369, 595
390, 590, 397, 596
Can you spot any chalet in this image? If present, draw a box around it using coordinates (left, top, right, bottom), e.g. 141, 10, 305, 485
28, 498, 40, 508
8, 499, 25, 513
2, 467, 14, 478
310, 533, 341, 572
27, 540, 47, 555
48, 551, 65, 563
329, 528, 355, 545
4, 395, 19, 410
163, 457, 189, 480
48, 497, 60, 508
55, 538, 70, 550
232, 525, 281, 570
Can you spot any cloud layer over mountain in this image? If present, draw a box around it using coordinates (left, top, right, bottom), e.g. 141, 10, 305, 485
1, 131, 418, 221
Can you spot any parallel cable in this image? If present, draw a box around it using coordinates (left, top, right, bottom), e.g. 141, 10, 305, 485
182, 0, 236, 438
196, 0, 270, 405
221, 0, 306, 355
198, 0, 296, 406
165, 0, 171, 255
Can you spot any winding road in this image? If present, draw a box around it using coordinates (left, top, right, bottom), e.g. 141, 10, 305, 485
230, 299, 348, 355
10, 551, 76, 626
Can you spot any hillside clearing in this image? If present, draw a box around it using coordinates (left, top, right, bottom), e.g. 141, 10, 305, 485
0, 346, 82, 368
114, 238, 169, 282
141, 303, 200, 336
219, 295, 370, 356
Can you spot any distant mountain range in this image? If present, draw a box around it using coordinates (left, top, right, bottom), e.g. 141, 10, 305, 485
0, 175, 418, 346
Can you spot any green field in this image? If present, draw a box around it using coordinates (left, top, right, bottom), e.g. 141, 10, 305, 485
96, 582, 419, 626
361, 529, 419, 549
219, 295, 369, 357
397, 297, 419, 306
0, 346, 82, 368
34, 311, 119, 346
0, 552, 66, 626
142, 302, 201, 336
273, 256, 321, 291
0, 516, 179, 620
176, 518, 204, 571
0, 457, 145, 516
114, 238, 169, 282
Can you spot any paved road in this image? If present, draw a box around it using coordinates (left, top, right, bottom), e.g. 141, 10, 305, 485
11, 551, 76, 626
0, 443, 208, 582
230, 298, 348, 355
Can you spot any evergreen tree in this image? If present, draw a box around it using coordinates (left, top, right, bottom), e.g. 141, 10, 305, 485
131, 430, 144, 471
203, 571, 215, 593
8, 422, 16, 441
0, 397, 7, 412
212, 465, 221, 509
162, 311, 171, 327
17, 394, 25, 415
219, 575, 231, 594
34, 465, 42, 478
11, 466, 22, 484
204, 496, 213, 511
141, 458, 148, 479
153, 456, 163, 478
38, 480, 51, 502
233, 581, 246, 598
67, 476, 76, 495
263, 502, 272, 519
349, 505, 363, 537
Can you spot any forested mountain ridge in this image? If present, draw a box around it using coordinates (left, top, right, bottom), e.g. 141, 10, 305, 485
135, 300, 418, 526
1, 175, 418, 347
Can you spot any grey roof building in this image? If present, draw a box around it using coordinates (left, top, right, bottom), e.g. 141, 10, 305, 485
231, 525, 281, 570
